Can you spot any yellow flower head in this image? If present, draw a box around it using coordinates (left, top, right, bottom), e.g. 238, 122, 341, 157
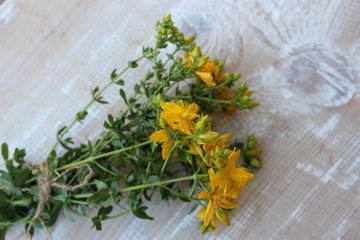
197, 208, 217, 234
195, 61, 221, 87
149, 129, 174, 160
197, 169, 239, 227
160, 100, 199, 135
203, 133, 234, 158
210, 150, 255, 198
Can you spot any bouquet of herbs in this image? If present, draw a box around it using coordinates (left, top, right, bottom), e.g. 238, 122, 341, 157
0, 14, 262, 239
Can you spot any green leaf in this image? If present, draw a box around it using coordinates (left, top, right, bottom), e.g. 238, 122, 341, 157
94, 180, 108, 190
1, 143, 8, 161
0, 226, 8, 240
134, 84, 141, 93
91, 86, 100, 97
132, 206, 154, 220
45, 201, 63, 227
110, 69, 118, 80
0, 191, 10, 207
87, 189, 110, 204
98, 206, 113, 217
188, 202, 199, 215
119, 89, 128, 104
64, 207, 75, 222
91, 217, 102, 230
128, 60, 138, 68
115, 79, 125, 86
76, 111, 88, 121
165, 129, 176, 141
146, 175, 159, 184
111, 181, 119, 197
13, 168, 31, 187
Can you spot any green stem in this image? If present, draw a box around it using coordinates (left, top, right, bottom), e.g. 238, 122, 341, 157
47, 53, 149, 157
119, 174, 206, 193
0, 215, 32, 226
71, 173, 207, 199
160, 141, 179, 176
106, 209, 132, 220
167, 95, 232, 104
54, 140, 152, 171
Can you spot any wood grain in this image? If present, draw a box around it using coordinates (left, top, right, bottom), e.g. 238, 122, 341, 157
0, 0, 359, 239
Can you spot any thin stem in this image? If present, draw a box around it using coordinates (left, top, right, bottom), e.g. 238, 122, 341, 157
160, 141, 179, 176
106, 209, 132, 220
54, 140, 152, 171
47, 53, 149, 157
119, 174, 207, 193
71, 173, 207, 199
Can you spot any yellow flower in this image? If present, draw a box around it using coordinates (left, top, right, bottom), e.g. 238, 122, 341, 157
149, 129, 174, 160
203, 133, 234, 158
195, 61, 221, 87
197, 169, 239, 226
197, 208, 217, 234
210, 150, 255, 198
160, 100, 199, 135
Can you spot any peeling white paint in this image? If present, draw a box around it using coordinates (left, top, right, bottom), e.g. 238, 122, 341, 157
0, 1, 18, 26
311, 114, 340, 139
296, 158, 359, 190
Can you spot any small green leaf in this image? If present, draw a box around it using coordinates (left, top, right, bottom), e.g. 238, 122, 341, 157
110, 69, 118, 80
98, 206, 113, 217
87, 189, 110, 204
119, 89, 128, 104
128, 60, 138, 68
134, 84, 141, 93
115, 79, 124, 86
111, 181, 119, 197
146, 175, 159, 184
164, 129, 176, 141
1, 143, 8, 161
63, 207, 75, 222
188, 202, 199, 215
13, 168, 31, 187
132, 206, 154, 220
94, 180, 107, 190
0, 226, 8, 240
91, 86, 100, 97
91, 217, 102, 230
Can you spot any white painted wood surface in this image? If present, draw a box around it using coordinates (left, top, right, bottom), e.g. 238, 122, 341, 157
1, 0, 359, 239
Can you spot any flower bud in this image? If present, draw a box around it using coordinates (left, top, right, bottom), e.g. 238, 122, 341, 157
185, 35, 196, 44
249, 157, 262, 168
152, 94, 163, 105
248, 101, 260, 109
195, 115, 209, 130
191, 46, 202, 58
247, 148, 262, 156
163, 14, 171, 22
159, 117, 166, 128
195, 56, 209, 68
199, 131, 219, 141
215, 208, 230, 226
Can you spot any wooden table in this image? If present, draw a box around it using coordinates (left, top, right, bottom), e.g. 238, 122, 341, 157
1, 0, 359, 239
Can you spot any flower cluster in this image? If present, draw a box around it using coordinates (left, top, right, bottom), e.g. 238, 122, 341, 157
149, 99, 256, 234
0, 14, 261, 238
183, 46, 259, 124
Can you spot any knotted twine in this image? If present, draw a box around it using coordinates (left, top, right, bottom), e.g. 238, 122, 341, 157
26, 162, 94, 240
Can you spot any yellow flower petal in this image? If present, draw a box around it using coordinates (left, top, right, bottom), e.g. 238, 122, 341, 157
203, 200, 214, 227
198, 192, 212, 199
162, 138, 174, 160
195, 71, 217, 87
149, 129, 171, 143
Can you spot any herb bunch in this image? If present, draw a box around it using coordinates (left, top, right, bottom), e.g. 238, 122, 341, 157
0, 14, 262, 239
